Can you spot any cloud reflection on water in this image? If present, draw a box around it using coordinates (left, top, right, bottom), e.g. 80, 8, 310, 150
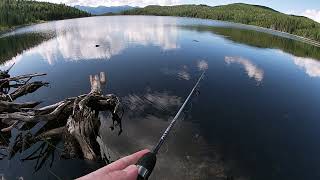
275, 49, 320, 78
177, 67, 191, 80
225, 56, 264, 83
293, 57, 320, 77
99, 90, 227, 179
161, 60, 208, 81
197, 60, 209, 71
123, 91, 182, 112
6, 17, 179, 66
161, 65, 191, 81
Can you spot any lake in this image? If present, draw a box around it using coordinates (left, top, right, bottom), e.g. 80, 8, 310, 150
1, 16, 320, 180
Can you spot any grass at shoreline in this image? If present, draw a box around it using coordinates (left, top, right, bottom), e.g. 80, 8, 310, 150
0, 26, 9, 33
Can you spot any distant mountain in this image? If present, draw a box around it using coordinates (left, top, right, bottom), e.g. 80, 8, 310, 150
122, 3, 320, 42
74, 5, 136, 15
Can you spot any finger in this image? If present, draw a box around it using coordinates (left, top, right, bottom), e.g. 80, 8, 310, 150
80, 149, 149, 178
77, 165, 138, 180
105, 165, 138, 180
103, 149, 150, 172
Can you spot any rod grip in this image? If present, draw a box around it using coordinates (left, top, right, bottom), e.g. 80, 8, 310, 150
136, 152, 157, 180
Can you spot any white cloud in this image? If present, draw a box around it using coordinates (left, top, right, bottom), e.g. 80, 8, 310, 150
275, 50, 320, 78
4, 16, 179, 66
287, 9, 320, 23
123, 91, 182, 111
225, 56, 264, 83
197, 60, 208, 71
293, 57, 320, 77
104, 90, 228, 179
301, 9, 320, 23
177, 69, 191, 80
161, 65, 192, 81
35, 0, 181, 7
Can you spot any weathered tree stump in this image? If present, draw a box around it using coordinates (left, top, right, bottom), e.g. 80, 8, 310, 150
0, 71, 122, 169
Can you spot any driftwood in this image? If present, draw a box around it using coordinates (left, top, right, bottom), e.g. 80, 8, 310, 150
0, 67, 53, 166
0, 72, 122, 170
0, 81, 48, 101
0, 63, 14, 93
0, 66, 48, 126
0, 73, 47, 83
0, 63, 14, 79
0, 64, 48, 101
0, 101, 41, 113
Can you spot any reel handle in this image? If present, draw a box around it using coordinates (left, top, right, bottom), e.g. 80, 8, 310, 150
136, 152, 157, 180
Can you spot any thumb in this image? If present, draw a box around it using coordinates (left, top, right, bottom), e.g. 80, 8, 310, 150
107, 165, 138, 180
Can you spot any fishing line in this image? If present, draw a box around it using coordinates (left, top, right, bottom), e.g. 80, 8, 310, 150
136, 71, 206, 180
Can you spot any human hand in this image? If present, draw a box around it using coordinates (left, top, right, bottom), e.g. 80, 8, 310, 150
77, 149, 150, 180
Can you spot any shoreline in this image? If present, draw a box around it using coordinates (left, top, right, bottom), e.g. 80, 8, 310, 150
0, 20, 48, 36
2, 14, 320, 47
112, 14, 320, 46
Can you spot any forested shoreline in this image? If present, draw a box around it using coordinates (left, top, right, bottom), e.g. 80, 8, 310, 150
183, 26, 320, 60
1, 1, 320, 43
0, 0, 89, 33
121, 3, 320, 42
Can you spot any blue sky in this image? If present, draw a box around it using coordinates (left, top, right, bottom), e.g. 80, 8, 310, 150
36, 0, 320, 22
191, 0, 319, 13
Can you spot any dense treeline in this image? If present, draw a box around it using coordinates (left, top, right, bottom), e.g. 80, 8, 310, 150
122, 3, 320, 42
0, 33, 50, 64
184, 26, 320, 60
0, 0, 89, 31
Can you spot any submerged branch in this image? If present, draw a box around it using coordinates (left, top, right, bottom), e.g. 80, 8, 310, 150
0, 71, 123, 165
0, 73, 47, 83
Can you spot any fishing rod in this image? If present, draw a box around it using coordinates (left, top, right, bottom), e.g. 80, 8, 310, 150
136, 71, 206, 180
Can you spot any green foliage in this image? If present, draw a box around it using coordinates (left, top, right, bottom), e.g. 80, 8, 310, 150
0, 33, 50, 64
184, 26, 320, 60
122, 3, 320, 42
0, 0, 89, 30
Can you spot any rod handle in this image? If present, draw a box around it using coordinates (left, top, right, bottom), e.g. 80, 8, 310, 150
136, 152, 157, 180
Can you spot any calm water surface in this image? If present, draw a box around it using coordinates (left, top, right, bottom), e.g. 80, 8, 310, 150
1, 16, 320, 180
